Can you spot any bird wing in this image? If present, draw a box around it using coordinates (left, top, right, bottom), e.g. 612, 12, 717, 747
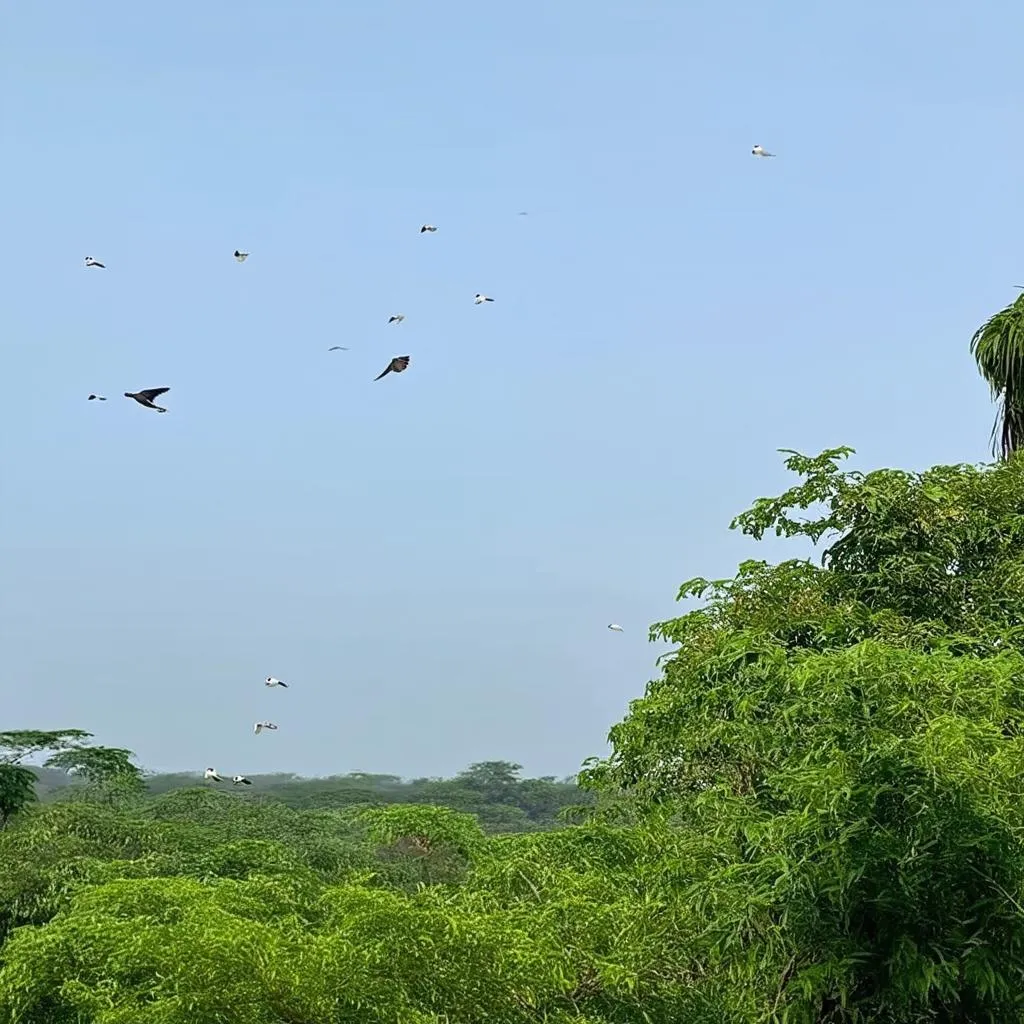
137, 388, 170, 401
254, 723, 263, 734
374, 364, 394, 381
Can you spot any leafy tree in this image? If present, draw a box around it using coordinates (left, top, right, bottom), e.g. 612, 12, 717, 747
581, 447, 1024, 1021
972, 294, 1024, 458
0, 730, 94, 828
44, 746, 146, 805
0, 767, 36, 829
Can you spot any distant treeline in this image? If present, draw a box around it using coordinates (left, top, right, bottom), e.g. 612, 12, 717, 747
31, 758, 592, 832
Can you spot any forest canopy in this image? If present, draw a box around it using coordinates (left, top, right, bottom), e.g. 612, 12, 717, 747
5, 448, 1024, 1022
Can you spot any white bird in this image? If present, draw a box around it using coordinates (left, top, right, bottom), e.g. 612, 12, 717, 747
265, 676, 288, 688
254, 721, 279, 735
84, 256, 105, 269
232, 775, 252, 785
474, 294, 494, 304
608, 623, 624, 632
204, 768, 224, 782
420, 225, 438, 233
233, 250, 249, 262
387, 314, 406, 325
751, 144, 775, 158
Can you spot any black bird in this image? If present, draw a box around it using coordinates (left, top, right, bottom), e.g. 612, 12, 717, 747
328, 346, 349, 351
87, 394, 107, 401
124, 387, 170, 413
374, 356, 410, 381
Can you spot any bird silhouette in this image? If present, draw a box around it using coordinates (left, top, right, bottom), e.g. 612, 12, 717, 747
124, 388, 169, 413
87, 394, 107, 401
374, 356, 411, 381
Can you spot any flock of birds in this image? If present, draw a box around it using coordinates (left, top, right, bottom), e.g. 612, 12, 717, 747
77, 146, 777, 785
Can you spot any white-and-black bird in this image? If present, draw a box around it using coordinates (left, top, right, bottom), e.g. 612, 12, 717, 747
87, 394, 107, 401
420, 224, 438, 233
204, 768, 224, 782
234, 250, 249, 262
85, 257, 105, 268
751, 144, 775, 158
374, 355, 410, 381
232, 775, 252, 785
265, 676, 288, 688
328, 346, 349, 351
474, 294, 494, 304
254, 721, 279, 735
387, 314, 406, 325
608, 623, 624, 632
124, 387, 169, 413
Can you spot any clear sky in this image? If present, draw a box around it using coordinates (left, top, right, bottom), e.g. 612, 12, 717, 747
0, 0, 1016, 780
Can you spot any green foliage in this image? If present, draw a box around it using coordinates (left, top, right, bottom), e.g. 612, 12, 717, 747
11, 448, 1024, 1020
972, 294, 1024, 457
0, 767, 36, 829
581, 447, 1024, 1020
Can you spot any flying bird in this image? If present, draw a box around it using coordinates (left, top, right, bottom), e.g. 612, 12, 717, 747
387, 314, 406, 325
374, 355, 410, 381
474, 294, 494, 304
751, 145, 775, 158
234, 250, 249, 262
420, 225, 438, 233
232, 775, 252, 785
608, 624, 624, 632
328, 346, 349, 351
87, 394, 106, 401
124, 387, 169, 413
84, 257, 105, 268
254, 721, 279, 735
204, 768, 224, 782
265, 676, 288, 688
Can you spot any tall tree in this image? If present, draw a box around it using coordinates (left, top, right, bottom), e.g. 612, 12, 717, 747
582, 447, 1024, 1020
971, 294, 1024, 457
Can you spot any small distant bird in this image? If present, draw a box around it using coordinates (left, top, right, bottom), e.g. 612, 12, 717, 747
265, 676, 288, 688
474, 294, 494, 304
608, 624, 624, 632
751, 145, 775, 158
87, 394, 106, 401
518, 212, 528, 216
204, 768, 224, 782
328, 346, 349, 351
232, 775, 252, 785
420, 225, 438, 233
374, 355, 411, 381
84, 257, 105, 268
124, 387, 169, 413
234, 250, 249, 262
387, 314, 406, 325
254, 721, 279, 735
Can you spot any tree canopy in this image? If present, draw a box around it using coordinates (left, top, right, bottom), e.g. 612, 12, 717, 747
5, 449, 1024, 1021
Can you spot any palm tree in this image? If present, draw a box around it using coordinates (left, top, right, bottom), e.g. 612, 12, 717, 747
970, 293, 1024, 458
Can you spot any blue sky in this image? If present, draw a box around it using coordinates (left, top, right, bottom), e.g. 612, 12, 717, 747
0, 0, 1016, 779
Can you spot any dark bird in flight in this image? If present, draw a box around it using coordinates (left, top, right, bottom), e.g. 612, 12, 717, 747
420, 224, 438, 233
87, 394, 107, 401
84, 257, 105, 268
374, 356, 410, 381
234, 250, 249, 262
124, 387, 170, 413
328, 346, 349, 351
